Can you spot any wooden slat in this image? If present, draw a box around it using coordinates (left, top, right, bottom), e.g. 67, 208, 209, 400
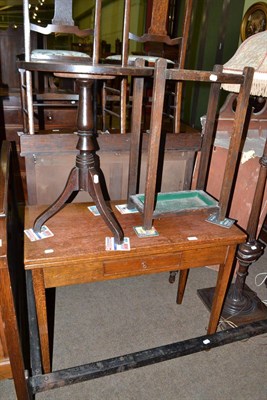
196, 65, 223, 189
218, 67, 254, 220
167, 68, 245, 84
20, 131, 202, 156
0, 141, 10, 217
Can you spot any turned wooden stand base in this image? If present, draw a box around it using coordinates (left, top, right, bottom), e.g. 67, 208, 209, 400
198, 283, 267, 327
198, 136, 267, 327
33, 79, 124, 244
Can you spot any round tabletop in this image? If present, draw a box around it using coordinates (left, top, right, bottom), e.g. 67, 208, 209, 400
17, 60, 154, 78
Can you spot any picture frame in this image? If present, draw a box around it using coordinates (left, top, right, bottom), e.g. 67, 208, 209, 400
240, 2, 267, 41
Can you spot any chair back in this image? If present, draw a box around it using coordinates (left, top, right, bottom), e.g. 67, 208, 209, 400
119, 0, 193, 134
23, 0, 101, 65
121, 0, 193, 66
20, 0, 103, 135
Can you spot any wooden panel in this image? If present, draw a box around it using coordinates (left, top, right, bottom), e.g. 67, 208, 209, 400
43, 261, 103, 288
20, 131, 202, 155
42, 108, 77, 128
44, 253, 182, 285
28, 151, 194, 205
103, 252, 182, 276
0, 89, 79, 144
181, 246, 227, 268
20, 132, 201, 205
0, 27, 25, 88
2, 109, 23, 126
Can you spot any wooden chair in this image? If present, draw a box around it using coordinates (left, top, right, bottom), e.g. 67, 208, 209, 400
102, 0, 193, 134
0, 141, 31, 399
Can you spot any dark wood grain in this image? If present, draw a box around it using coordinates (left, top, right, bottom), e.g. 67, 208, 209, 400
20, 131, 202, 156
139, 60, 254, 229
218, 67, 254, 220
143, 58, 167, 229
0, 142, 31, 398
196, 65, 223, 190
127, 59, 145, 202
25, 203, 245, 268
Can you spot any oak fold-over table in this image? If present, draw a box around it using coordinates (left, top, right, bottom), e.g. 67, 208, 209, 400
24, 201, 246, 382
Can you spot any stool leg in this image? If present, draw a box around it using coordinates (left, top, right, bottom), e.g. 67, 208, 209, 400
87, 165, 124, 243
33, 167, 79, 233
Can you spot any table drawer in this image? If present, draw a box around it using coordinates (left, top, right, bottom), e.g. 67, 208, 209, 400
103, 252, 182, 276
43, 109, 77, 127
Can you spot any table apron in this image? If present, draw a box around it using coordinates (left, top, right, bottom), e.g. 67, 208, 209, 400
40, 245, 230, 288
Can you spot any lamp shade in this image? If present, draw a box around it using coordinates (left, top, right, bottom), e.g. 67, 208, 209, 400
222, 31, 267, 97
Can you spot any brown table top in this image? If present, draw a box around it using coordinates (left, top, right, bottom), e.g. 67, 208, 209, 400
17, 60, 154, 77
24, 202, 246, 269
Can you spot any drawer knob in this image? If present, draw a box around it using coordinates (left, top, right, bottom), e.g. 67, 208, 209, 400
141, 261, 148, 269
47, 113, 53, 121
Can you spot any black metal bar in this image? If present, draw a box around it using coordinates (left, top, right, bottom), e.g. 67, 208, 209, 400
26, 270, 43, 376
30, 319, 267, 394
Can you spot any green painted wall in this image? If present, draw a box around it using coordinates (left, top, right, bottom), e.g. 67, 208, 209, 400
182, 0, 246, 129
243, 0, 261, 15
182, 0, 267, 128
73, 0, 146, 53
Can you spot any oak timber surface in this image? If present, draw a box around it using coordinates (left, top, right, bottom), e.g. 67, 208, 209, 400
24, 202, 246, 272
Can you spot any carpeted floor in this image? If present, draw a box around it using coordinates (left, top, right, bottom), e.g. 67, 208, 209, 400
1, 248, 266, 400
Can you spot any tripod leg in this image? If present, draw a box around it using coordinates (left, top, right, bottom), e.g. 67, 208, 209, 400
33, 167, 79, 233
87, 168, 124, 244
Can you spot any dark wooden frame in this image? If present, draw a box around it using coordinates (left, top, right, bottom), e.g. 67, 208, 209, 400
0, 141, 31, 399
240, 2, 267, 41
127, 60, 254, 230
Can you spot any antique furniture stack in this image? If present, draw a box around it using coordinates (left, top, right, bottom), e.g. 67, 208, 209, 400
21, 54, 265, 393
